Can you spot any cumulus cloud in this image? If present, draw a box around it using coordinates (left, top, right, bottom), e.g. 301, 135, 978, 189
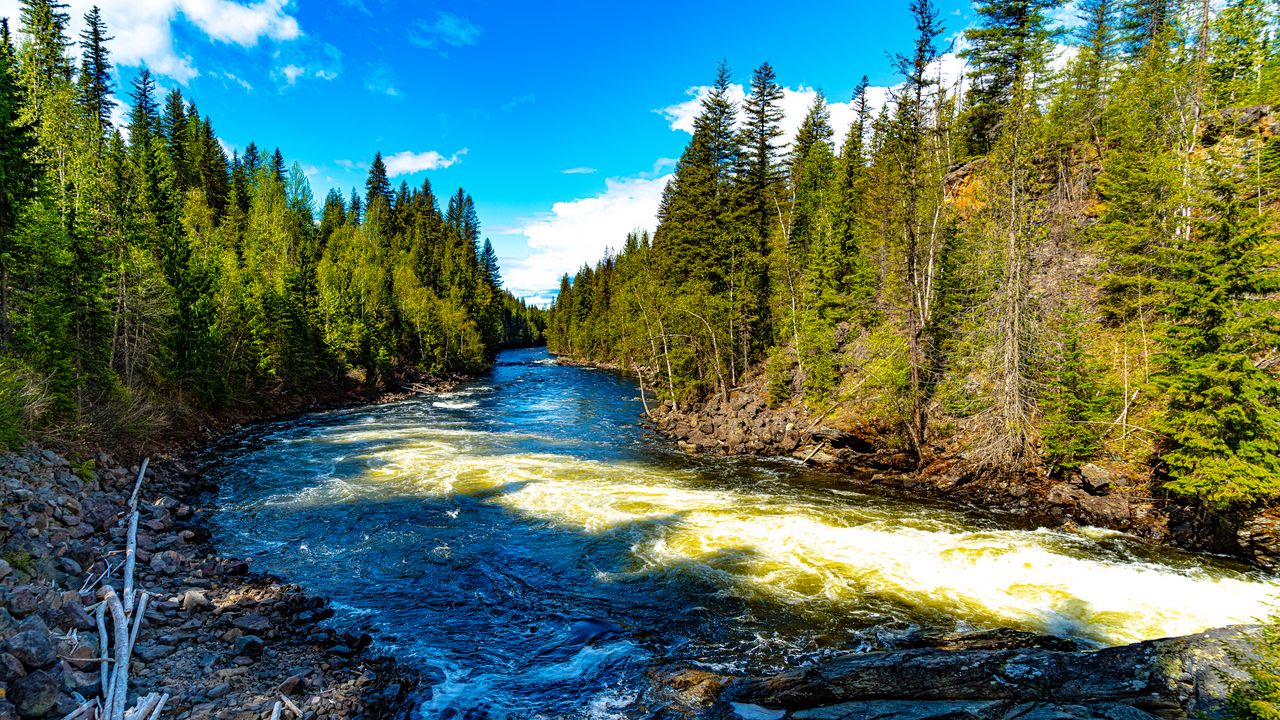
383, 148, 468, 176
659, 54, 966, 149
410, 11, 481, 50
0, 0, 303, 83
500, 174, 672, 302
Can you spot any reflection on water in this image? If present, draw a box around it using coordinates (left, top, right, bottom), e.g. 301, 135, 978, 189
202, 347, 1278, 718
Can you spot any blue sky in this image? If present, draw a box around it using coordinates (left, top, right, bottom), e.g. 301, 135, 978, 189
0, 0, 987, 303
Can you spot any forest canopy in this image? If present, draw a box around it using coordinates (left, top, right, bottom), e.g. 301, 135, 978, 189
546, 0, 1280, 506
0, 1, 544, 443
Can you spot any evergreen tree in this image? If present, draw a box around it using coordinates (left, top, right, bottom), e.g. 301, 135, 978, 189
1156, 165, 1280, 504
76, 5, 113, 137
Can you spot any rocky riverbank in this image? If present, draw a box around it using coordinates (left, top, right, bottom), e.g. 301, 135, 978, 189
0, 448, 419, 719
650, 626, 1259, 719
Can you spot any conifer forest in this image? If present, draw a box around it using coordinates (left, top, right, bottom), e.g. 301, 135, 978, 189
0, 1, 544, 445
547, 0, 1280, 507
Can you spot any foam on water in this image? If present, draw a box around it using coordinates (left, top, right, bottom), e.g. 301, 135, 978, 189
300, 431, 1278, 646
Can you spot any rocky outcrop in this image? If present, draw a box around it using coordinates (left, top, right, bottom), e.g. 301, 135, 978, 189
0, 449, 417, 719
652, 626, 1259, 720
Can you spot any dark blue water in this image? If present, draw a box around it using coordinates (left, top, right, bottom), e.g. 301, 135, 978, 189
200, 347, 1278, 719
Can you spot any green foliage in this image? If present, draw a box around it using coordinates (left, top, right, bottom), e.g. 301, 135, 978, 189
0, 9, 530, 439
1155, 164, 1280, 505
1039, 309, 1118, 473
1227, 616, 1280, 719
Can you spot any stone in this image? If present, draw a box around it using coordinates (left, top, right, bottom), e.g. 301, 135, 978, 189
232, 614, 271, 634
0, 558, 10, 579
5, 629, 55, 669
6, 587, 39, 618
149, 550, 181, 575
182, 589, 213, 611
0, 651, 26, 680
10, 669, 59, 718
1080, 464, 1116, 494
279, 671, 311, 695
233, 634, 264, 659
134, 643, 176, 662
206, 682, 232, 699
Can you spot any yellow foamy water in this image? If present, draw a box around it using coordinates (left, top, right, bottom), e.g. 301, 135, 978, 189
278, 428, 1280, 647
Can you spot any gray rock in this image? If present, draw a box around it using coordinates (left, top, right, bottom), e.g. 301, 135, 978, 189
716, 626, 1259, 718
206, 682, 232, 699
11, 669, 60, 718
0, 651, 26, 680
134, 643, 176, 662
233, 634, 264, 659
5, 630, 55, 669
0, 558, 11, 579
232, 614, 271, 634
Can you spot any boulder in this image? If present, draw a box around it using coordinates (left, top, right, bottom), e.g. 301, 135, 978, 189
10, 669, 60, 718
4, 629, 55, 669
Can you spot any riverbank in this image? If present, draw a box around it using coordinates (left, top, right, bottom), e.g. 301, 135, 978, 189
555, 352, 1279, 571
652, 625, 1260, 719
0, 447, 422, 719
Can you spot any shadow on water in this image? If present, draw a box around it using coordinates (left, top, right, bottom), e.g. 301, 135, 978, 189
197, 347, 1280, 718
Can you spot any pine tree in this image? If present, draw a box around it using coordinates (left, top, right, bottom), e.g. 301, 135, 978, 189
76, 5, 113, 138
961, 0, 1064, 155
1156, 164, 1280, 504
0, 20, 35, 350
365, 151, 392, 210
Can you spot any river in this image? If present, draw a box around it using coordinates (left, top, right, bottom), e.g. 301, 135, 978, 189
200, 346, 1279, 718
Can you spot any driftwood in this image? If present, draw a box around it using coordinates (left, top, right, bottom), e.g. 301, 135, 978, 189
76, 459, 171, 720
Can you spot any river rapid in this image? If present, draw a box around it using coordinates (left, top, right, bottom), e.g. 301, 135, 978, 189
200, 347, 1279, 719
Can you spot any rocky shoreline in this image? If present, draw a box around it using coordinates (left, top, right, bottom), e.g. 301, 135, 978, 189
650, 626, 1260, 719
0, 450, 426, 719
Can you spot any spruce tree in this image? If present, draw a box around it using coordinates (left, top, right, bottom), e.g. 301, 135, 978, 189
76, 5, 113, 137
1156, 165, 1280, 504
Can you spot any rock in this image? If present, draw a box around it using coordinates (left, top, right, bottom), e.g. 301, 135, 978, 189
0, 558, 10, 579
233, 634, 264, 659
1080, 464, 1115, 495
60, 597, 95, 631
5, 629, 55, 669
149, 550, 181, 575
134, 643, 176, 662
206, 682, 232, 699
1078, 494, 1131, 526
0, 651, 26, 680
182, 589, 213, 611
279, 670, 311, 695
6, 587, 39, 618
10, 669, 60, 718
716, 626, 1258, 718
233, 614, 271, 634
1239, 507, 1280, 572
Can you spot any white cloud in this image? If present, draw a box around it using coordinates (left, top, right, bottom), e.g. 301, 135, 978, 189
0, 0, 302, 83
383, 148, 468, 176
216, 71, 253, 91
314, 69, 338, 81
659, 54, 966, 149
409, 11, 481, 50
500, 174, 672, 302
561, 167, 597, 175
280, 64, 305, 84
